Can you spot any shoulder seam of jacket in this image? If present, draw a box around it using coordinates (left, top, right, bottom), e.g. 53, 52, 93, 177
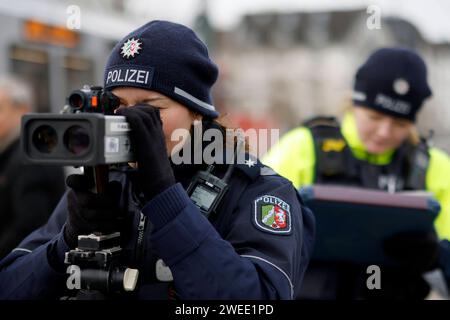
240, 254, 293, 299
12, 248, 32, 253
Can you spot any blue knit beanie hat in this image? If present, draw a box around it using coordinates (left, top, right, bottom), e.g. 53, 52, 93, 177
104, 20, 219, 118
353, 47, 432, 122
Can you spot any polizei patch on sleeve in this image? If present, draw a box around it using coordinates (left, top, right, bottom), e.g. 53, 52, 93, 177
253, 195, 291, 235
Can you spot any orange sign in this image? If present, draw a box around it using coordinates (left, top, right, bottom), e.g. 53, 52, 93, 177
23, 20, 79, 48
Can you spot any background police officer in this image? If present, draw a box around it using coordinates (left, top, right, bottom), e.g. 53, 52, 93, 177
263, 47, 450, 299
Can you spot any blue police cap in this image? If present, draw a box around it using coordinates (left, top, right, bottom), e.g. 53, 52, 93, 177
353, 47, 432, 122
104, 20, 219, 119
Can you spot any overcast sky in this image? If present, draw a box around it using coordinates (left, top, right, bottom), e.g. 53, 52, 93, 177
125, 0, 450, 43
1, 0, 449, 43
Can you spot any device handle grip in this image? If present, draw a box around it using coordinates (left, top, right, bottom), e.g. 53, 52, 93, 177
84, 165, 109, 194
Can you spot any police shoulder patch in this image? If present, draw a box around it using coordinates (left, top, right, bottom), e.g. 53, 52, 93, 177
253, 195, 291, 235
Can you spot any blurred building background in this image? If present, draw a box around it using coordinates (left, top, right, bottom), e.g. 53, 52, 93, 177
0, 0, 449, 151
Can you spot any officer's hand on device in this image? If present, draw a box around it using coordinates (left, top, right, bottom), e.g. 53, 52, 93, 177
64, 174, 124, 248
116, 104, 176, 202
383, 231, 440, 273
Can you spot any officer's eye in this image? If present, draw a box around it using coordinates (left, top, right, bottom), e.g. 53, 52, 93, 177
368, 113, 382, 121
117, 98, 129, 108
139, 99, 163, 108
394, 120, 410, 129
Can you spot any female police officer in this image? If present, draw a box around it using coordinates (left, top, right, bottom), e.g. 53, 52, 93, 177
0, 20, 314, 300
263, 47, 450, 299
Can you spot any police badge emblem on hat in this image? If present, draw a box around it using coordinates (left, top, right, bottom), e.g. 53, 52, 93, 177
393, 78, 410, 95
120, 38, 142, 59
253, 195, 291, 235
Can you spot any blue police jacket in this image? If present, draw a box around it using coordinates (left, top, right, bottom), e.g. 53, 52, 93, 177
0, 159, 315, 300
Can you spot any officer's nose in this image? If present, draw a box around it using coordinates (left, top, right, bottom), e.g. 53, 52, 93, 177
375, 120, 393, 139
